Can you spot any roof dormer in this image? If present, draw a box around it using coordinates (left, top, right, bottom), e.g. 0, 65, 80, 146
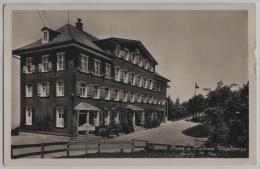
41, 27, 59, 44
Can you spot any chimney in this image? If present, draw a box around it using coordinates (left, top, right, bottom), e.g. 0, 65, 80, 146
75, 18, 83, 31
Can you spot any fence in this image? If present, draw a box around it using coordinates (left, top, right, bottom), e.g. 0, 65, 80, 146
11, 139, 146, 159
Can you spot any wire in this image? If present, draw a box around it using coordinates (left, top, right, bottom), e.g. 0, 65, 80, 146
37, 11, 46, 27
42, 11, 52, 29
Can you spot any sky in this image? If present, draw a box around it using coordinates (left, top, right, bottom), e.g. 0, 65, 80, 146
12, 10, 248, 127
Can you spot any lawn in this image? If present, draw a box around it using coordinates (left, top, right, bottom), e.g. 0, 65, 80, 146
182, 124, 209, 138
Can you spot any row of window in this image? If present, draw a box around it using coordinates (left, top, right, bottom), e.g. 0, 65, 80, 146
24, 52, 65, 73
114, 46, 155, 72
25, 107, 109, 128
25, 107, 66, 128
114, 67, 165, 92
24, 53, 164, 92
76, 81, 166, 105
25, 80, 166, 105
25, 81, 64, 97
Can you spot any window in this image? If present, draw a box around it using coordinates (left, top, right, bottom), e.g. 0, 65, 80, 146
150, 96, 154, 104
134, 75, 140, 86
104, 88, 110, 100
119, 70, 126, 82
118, 50, 126, 58
37, 82, 50, 97
139, 95, 143, 103
158, 100, 162, 105
93, 86, 99, 98
140, 77, 146, 88
25, 58, 34, 73
56, 80, 64, 96
128, 73, 134, 84
80, 82, 87, 97
130, 93, 134, 103
115, 90, 120, 101
122, 70, 128, 83
81, 54, 89, 72
130, 53, 135, 64
94, 59, 101, 76
25, 107, 33, 125
118, 90, 124, 101
134, 94, 139, 103
99, 88, 107, 99
114, 45, 121, 57
138, 59, 143, 67
105, 63, 111, 79
123, 91, 127, 102
134, 55, 139, 64
114, 67, 120, 81
150, 64, 155, 72
143, 95, 148, 103
150, 81, 154, 90
25, 84, 33, 97
41, 55, 50, 72
56, 107, 64, 128
110, 89, 116, 100
162, 100, 166, 105
42, 30, 49, 43
154, 98, 158, 105
125, 50, 130, 61
145, 61, 149, 70
57, 52, 65, 71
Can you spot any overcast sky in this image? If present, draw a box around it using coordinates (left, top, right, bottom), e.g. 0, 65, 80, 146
12, 10, 248, 127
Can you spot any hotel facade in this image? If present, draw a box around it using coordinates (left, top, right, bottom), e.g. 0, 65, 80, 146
13, 19, 170, 136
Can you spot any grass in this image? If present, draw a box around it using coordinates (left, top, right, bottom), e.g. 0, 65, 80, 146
182, 124, 209, 138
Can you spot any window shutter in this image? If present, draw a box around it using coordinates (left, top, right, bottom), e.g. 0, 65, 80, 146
63, 80, 67, 96
47, 82, 50, 96
76, 81, 81, 96
48, 62, 52, 71
31, 65, 35, 73
22, 66, 27, 73
63, 54, 66, 70
77, 55, 81, 70
23, 108, 26, 126
37, 83, 41, 96
64, 108, 67, 128
53, 108, 56, 127
53, 81, 56, 97
38, 64, 42, 72
32, 108, 35, 126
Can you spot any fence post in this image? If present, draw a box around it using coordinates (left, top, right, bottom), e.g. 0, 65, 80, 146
41, 144, 44, 158
144, 141, 148, 151
120, 145, 123, 153
85, 143, 88, 156
11, 146, 13, 159
98, 143, 100, 154
66, 143, 70, 157
131, 139, 134, 153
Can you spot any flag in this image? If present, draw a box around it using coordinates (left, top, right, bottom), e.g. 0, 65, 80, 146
195, 83, 199, 89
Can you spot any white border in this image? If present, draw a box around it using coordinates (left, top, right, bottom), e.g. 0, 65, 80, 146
1, 1, 259, 169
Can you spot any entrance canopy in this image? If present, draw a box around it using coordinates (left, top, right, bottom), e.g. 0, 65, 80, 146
74, 102, 100, 111
126, 105, 144, 111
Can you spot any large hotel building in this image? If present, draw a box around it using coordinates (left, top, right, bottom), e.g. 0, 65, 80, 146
13, 19, 170, 136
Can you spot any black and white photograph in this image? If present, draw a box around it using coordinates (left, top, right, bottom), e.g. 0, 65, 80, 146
3, 4, 257, 165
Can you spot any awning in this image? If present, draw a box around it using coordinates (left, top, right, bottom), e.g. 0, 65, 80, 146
126, 105, 144, 111
74, 102, 100, 111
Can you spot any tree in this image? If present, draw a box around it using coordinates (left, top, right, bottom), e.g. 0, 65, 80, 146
185, 94, 205, 118
203, 81, 249, 147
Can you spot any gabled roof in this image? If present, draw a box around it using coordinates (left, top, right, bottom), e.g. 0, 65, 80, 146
13, 24, 103, 53
155, 72, 171, 82
94, 37, 158, 65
